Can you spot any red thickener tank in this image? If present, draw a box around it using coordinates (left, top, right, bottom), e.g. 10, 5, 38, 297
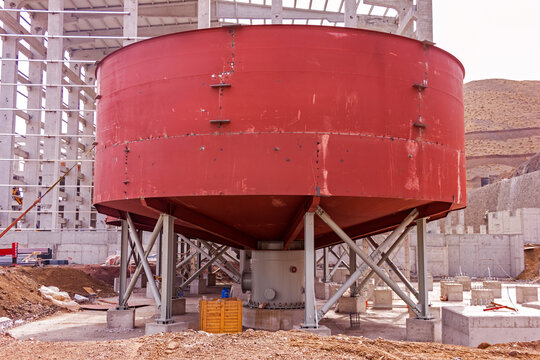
94, 25, 466, 250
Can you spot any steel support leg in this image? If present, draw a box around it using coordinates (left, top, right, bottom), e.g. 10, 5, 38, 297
349, 242, 357, 295
122, 215, 164, 307
316, 207, 420, 318
416, 217, 430, 319
126, 213, 162, 306
322, 247, 329, 283
158, 214, 176, 324
117, 220, 129, 309
180, 246, 228, 288
302, 212, 318, 328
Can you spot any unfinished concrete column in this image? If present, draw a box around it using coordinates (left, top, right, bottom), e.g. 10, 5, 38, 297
22, 17, 46, 229
416, 0, 433, 42
0, 6, 18, 228
79, 65, 95, 228
123, 0, 138, 46
63, 63, 80, 227
271, 0, 283, 24
41, 0, 64, 229
198, 0, 211, 29
344, 0, 357, 28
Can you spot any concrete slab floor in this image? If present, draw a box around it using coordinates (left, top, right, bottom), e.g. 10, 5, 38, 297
7, 281, 539, 343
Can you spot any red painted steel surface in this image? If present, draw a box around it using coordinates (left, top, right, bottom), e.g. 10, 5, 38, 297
94, 25, 466, 249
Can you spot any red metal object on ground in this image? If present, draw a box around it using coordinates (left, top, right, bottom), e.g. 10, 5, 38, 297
0, 242, 18, 264
94, 25, 466, 250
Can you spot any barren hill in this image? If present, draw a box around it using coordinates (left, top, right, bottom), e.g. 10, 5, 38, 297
464, 79, 540, 188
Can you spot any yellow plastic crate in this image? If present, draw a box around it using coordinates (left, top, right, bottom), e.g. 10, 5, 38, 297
199, 298, 243, 333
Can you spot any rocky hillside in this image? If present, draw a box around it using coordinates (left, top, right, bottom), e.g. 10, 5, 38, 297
464, 79, 540, 188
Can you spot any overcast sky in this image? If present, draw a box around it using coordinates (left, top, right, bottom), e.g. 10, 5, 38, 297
432, 0, 540, 83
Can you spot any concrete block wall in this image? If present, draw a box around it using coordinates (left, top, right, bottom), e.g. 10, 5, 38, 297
3, 230, 121, 264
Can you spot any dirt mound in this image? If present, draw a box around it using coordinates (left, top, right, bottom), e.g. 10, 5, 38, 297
516, 245, 540, 283
464, 79, 540, 189
511, 152, 540, 177
1, 330, 540, 359
0, 266, 114, 321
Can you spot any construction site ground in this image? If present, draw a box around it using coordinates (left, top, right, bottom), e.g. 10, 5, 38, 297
0, 268, 538, 359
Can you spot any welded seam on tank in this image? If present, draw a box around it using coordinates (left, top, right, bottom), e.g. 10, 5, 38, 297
103, 132, 456, 150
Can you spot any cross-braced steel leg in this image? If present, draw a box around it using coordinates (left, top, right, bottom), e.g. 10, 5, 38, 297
316, 206, 420, 318
302, 211, 318, 328
126, 213, 162, 306
322, 247, 329, 283
365, 234, 419, 300
349, 241, 357, 295
180, 245, 228, 288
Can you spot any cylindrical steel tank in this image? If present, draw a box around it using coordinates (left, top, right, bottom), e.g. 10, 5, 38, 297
94, 25, 465, 250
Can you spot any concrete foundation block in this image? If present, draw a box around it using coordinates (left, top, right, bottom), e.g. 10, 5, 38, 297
442, 306, 540, 347
243, 307, 304, 331
471, 289, 494, 306
373, 288, 392, 309
189, 279, 207, 295
106, 308, 135, 329
441, 282, 463, 301
315, 282, 340, 300
172, 298, 186, 315
145, 321, 189, 335
516, 286, 538, 304
427, 274, 434, 292
482, 280, 502, 298
293, 325, 331, 336
337, 296, 366, 314
204, 273, 216, 286
454, 276, 471, 291
406, 317, 442, 343
522, 301, 540, 310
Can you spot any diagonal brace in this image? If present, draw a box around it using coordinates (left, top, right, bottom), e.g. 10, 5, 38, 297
316, 206, 420, 318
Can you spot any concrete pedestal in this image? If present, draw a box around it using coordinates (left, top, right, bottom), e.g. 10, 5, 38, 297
373, 288, 392, 309
516, 286, 538, 304
442, 306, 540, 347
172, 298, 186, 315
454, 276, 471, 291
204, 273, 216, 286
441, 282, 463, 301
145, 321, 189, 335
293, 325, 331, 336
471, 289, 494, 305
337, 296, 366, 314
427, 274, 434, 292
106, 308, 135, 329
315, 282, 339, 300
406, 317, 442, 342
243, 307, 304, 331
190, 278, 207, 295
114, 277, 141, 293
482, 280, 502, 298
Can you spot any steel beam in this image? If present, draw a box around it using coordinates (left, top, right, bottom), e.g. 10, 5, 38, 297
158, 214, 176, 324
117, 220, 129, 309
416, 217, 430, 318
302, 212, 317, 328
322, 247, 329, 283
316, 207, 420, 318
